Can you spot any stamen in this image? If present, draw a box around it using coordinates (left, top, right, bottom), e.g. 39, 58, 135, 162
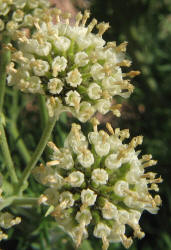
38, 194, 48, 205
106, 122, 114, 135
75, 12, 83, 26
142, 160, 157, 168
46, 160, 60, 167
52, 8, 62, 23
121, 234, 133, 248
62, 12, 71, 25
102, 234, 109, 250
81, 10, 90, 27
97, 22, 110, 37
116, 41, 128, 52
47, 141, 60, 152
87, 18, 97, 34
123, 70, 141, 78
105, 41, 116, 50
116, 60, 132, 67
2, 43, 16, 52
91, 117, 99, 132
6, 62, 17, 73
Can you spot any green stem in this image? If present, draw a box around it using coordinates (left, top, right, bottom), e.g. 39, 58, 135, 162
0, 122, 18, 184
0, 196, 38, 211
8, 122, 31, 164
12, 197, 38, 207
18, 113, 59, 194
38, 95, 48, 130
0, 37, 11, 113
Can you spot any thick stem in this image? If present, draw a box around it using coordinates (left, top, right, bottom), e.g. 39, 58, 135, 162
18, 113, 59, 194
38, 95, 48, 130
0, 122, 18, 184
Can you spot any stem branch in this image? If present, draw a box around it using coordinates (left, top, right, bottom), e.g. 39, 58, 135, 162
0, 122, 18, 184
18, 113, 58, 194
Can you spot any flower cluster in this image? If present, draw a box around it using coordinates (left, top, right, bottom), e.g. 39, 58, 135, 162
7, 9, 139, 122
0, 0, 50, 37
33, 121, 162, 250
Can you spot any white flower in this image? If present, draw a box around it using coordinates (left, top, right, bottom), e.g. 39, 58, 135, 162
105, 154, 122, 170
87, 83, 102, 100
74, 52, 89, 67
46, 97, 63, 117
91, 169, 108, 185
27, 0, 39, 9
90, 63, 105, 81
96, 99, 111, 115
23, 14, 34, 27
108, 135, 123, 152
0, 212, 21, 229
108, 222, 125, 243
13, 0, 27, 9
65, 90, 81, 108
102, 200, 118, 220
66, 68, 82, 87
52, 56, 67, 77
32, 59, 49, 76
48, 78, 64, 94
93, 223, 111, 238
0, 3, 10, 16
94, 142, 110, 157
64, 124, 88, 154
118, 210, 130, 224
6, 21, 18, 33
35, 42, 52, 57
28, 76, 44, 94
12, 9, 24, 22
76, 209, 92, 225
54, 36, 71, 52
59, 191, 74, 208
114, 180, 129, 197
53, 148, 74, 170
81, 189, 97, 206
76, 102, 95, 123
77, 150, 94, 168
66, 171, 84, 187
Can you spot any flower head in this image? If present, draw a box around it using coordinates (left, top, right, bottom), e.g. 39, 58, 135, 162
33, 121, 162, 249
0, 0, 50, 36
7, 9, 139, 122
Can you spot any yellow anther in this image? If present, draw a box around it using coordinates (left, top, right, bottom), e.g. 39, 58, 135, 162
116, 60, 132, 67
106, 122, 114, 135
38, 194, 48, 205
123, 70, 141, 78
75, 12, 83, 26
62, 12, 71, 25
87, 18, 97, 34
90, 117, 99, 132
97, 22, 110, 37
81, 10, 90, 27
47, 141, 60, 153
46, 160, 60, 167
116, 41, 128, 52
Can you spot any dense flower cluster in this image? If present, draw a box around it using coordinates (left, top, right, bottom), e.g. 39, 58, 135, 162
33, 121, 162, 250
0, 0, 50, 37
6, 9, 139, 122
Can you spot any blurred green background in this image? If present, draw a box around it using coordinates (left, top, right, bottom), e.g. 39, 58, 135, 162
1, 0, 171, 249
